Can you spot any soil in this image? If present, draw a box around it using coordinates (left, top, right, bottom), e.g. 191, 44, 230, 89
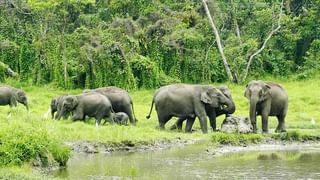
66, 138, 203, 154
206, 138, 320, 157
66, 137, 320, 156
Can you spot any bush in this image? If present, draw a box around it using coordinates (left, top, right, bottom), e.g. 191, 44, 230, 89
0, 120, 70, 167
130, 55, 160, 88
271, 131, 320, 141
211, 132, 263, 145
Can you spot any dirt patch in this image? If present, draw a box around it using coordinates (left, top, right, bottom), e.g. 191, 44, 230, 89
206, 139, 320, 157
66, 138, 203, 154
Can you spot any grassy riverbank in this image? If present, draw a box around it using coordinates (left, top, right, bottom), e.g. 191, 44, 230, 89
0, 79, 319, 176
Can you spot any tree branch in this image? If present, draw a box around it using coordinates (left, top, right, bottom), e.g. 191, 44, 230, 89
202, 0, 236, 82
241, 0, 284, 81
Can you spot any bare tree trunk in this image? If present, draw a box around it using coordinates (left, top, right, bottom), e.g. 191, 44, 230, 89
202, 0, 236, 82
61, 12, 68, 88
285, 0, 291, 14
241, 0, 284, 81
231, 0, 242, 44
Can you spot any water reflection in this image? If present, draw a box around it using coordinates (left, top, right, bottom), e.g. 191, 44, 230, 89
54, 144, 320, 179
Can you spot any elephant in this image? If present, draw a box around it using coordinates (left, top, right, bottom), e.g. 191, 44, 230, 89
244, 80, 288, 133
146, 84, 235, 133
56, 92, 114, 127
84, 86, 137, 124
170, 86, 236, 131
107, 112, 129, 125
49, 94, 69, 119
0, 85, 28, 110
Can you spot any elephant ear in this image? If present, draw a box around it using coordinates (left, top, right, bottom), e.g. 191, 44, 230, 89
70, 96, 78, 109
200, 91, 212, 104
244, 86, 250, 99
261, 84, 271, 101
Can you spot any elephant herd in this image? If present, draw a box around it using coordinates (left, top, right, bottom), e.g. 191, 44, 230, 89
0, 80, 288, 134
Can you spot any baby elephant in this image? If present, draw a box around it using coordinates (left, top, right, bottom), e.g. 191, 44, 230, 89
48, 94, 69, 119
113, 112, 129, 125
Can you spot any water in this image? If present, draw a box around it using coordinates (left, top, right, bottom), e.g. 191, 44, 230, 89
54, 143, 320, 179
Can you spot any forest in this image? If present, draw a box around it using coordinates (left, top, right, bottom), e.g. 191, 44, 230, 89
1, 0, 319, 89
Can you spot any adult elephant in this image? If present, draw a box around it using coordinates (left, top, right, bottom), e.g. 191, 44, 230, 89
56, 92, 114, 127
170, 86, 236, 131
0, 85, 28, 110
146, 84, 235, 133
244, 80, 288, 133
84, 86, 137, 124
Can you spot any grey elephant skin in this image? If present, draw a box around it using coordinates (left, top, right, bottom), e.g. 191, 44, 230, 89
84, 86, 137, 124
56, 92, 114, 127
146, 84, 235, 133
0, 85, 28, 110
171, 86, 236, 131
221, 116, 253, 133
244, 80, 288, 133
112, 112, 129, 125
50, 95, 69, 119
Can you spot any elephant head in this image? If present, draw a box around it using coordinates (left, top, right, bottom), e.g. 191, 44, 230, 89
244, 80, 271, 129
217, 86, 236, 114
15, 90, 28, 110
201, 87, 235, 114
57, 95, 78, 120
50, 98, 58, 118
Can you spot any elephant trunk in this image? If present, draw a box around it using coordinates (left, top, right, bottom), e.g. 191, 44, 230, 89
222, 98, 236, 115
24, 102, 29, 111
249, 97, 258, 132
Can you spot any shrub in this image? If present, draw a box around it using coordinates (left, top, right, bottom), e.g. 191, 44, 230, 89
0, 120, 70, 167
211, 132, 263, 145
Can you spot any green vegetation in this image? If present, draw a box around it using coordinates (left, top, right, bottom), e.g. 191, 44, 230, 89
211, 133, 264, 145
0, 120, 70, 167
0, 167, 57, 180
1, 1, 320, 88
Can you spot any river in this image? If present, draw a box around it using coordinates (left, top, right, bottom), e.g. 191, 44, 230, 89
53, 143, 320, 179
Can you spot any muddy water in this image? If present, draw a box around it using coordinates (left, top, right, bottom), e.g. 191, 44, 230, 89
54, 143, 320, 179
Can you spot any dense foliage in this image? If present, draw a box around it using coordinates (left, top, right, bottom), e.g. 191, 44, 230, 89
0, 0, 319, 89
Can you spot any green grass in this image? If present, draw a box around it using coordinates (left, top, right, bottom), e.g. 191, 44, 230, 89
0, 79, 320, 172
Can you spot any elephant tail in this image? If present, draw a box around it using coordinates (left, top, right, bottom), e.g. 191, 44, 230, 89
146, 99, 154, 119
130, 101, 138, 122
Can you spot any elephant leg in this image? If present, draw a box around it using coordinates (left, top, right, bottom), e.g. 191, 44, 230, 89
185, 117, 196, 133
123, 105, 135, 125
195, 107, 208, 134
95, 118, 102, 127
170, 118, 185, 130
157, 112, 171, 130
207, 111, 217, 131
72, 108, 84, 121
261, 114, 269, 133
275, 114, 286, 133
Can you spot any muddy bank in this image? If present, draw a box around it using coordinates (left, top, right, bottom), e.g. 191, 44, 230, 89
66, 137, 320, 156
206, 139, 320, 157
66, 138, 204, 154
